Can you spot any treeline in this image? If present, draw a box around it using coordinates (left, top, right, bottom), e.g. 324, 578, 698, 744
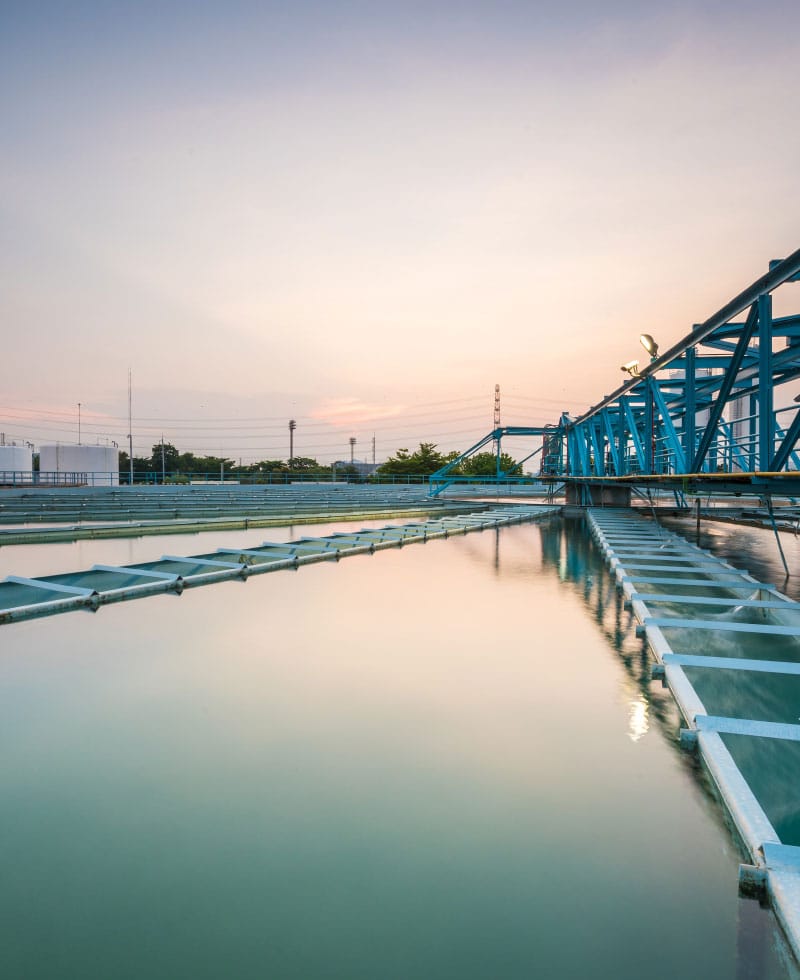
119, 444, 361, 482
119, 442, 523, 483
376, 443, 522, 477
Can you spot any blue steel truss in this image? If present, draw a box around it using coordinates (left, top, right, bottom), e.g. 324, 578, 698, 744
430, 249, 800, 497
429, 426, 551, 497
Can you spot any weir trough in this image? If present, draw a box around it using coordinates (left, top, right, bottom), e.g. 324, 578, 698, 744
0, 505, 554, 626
588, 507, 800, 962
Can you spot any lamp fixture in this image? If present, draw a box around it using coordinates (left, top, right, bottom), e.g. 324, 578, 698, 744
640, 333, 659, 359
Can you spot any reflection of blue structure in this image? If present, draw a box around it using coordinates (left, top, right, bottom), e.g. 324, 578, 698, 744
431, 249, 800, 498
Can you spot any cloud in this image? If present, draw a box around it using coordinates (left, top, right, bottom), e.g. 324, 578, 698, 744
309, 397, 406, 427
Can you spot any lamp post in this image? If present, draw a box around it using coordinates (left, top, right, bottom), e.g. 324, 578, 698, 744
289, 419, 296, 466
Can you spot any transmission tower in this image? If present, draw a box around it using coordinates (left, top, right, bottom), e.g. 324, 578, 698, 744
494, 384, 501, 460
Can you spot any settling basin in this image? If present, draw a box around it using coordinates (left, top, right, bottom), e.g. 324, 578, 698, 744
0, 516, 797, 978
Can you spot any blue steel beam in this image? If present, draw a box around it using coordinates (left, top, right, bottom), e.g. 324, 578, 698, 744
622, 398, 646, 472
771, 412, 800, 472
589, 420, 604, 476
428, 426, 551, 496
758, 293, 774, 469
691, 302, 759, 472
602, 409, 621, 475
649, 378, 686, 472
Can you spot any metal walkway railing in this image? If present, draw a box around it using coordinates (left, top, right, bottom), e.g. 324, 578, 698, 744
587, 507, 800, 962
0, 506, 555, 626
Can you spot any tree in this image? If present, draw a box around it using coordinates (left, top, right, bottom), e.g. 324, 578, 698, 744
150, 442, 180, 473
119, 451, 152, 483
288, 456, 324, 472
461, 451, 522, 477
377, 443, 448, 478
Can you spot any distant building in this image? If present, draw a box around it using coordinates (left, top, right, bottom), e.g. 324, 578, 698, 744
332, 461, 379, 479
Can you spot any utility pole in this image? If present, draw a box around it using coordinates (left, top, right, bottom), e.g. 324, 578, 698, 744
78, 403, 81, 445
128, 369, 133, 486
289, 419, 296, 466
372, 433, 376, 465
349, 436, 356, 465
161, 434, 166, 484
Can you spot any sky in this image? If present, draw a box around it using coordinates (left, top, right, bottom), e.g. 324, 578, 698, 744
1, 0, 799, 464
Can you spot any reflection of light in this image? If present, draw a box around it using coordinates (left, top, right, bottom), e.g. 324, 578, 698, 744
628, 695, 649, 742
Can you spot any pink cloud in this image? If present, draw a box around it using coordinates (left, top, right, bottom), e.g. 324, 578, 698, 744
309, 397, 405, 427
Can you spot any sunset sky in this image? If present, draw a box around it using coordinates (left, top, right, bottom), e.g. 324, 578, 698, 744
2, 0, 798, 463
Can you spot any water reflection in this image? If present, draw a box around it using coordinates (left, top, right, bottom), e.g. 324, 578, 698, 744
537, 518, 680, 738
627, 690, 650, 743
535, 517, 798, 977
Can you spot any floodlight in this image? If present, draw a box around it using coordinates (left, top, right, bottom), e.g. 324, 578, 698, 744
640, 333, 659, 358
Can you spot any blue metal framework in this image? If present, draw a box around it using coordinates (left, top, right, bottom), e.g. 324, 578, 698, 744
431, 249, 800, 497
429, 426, 551, 496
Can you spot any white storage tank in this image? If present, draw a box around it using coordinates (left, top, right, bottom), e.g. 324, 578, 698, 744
39, 445, 120, 486
0, 445, 33, 483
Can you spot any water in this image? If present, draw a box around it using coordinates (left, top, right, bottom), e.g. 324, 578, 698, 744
659, 513, 800, 601
0, 517, 797, 978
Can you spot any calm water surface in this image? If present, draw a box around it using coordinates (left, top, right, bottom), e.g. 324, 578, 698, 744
0, 517, 797, 978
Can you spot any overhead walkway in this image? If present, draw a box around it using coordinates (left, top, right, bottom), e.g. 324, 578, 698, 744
0, 505, 554, 626
588, 507, 800, 962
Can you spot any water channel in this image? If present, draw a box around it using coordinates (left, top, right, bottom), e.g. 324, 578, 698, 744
0, 515, 797, 978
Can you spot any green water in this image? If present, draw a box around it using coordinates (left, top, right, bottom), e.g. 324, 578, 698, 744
0, 519, 796, 978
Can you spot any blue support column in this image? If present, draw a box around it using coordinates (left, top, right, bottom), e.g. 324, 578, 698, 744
618, 398, 628, 474
770, 412, 800, 472
644, 387, 654, 474
650, 378, 686, 473
589, 421, 604, 476
692, 302, 758, 473
683, 347, 696, 472
603, 409, 621, 475
623, 399, 646, 472
758, 293, 774, 470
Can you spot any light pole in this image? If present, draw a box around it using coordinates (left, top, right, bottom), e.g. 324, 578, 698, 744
349, 436, 356, 465
289, 419, 296, 466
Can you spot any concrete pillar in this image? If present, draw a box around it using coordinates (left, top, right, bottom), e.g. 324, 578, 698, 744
565, 482, 631, 507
